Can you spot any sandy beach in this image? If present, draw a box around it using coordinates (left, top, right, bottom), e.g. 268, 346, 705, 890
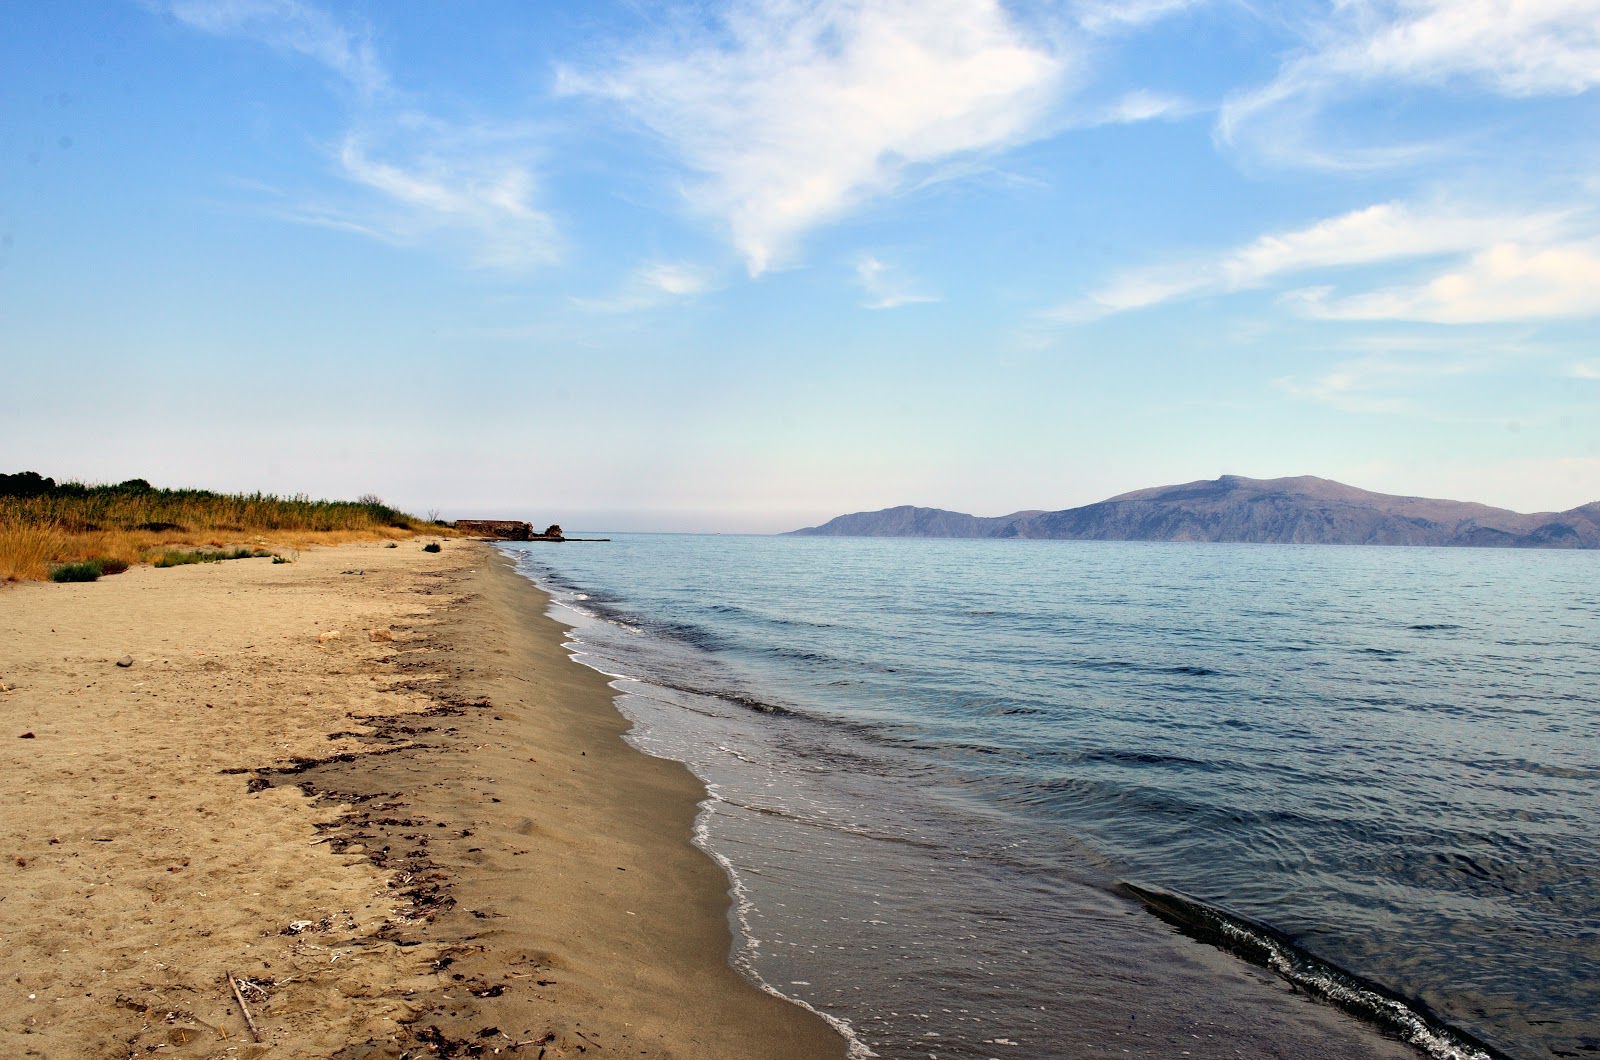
0, 539, 846, 1058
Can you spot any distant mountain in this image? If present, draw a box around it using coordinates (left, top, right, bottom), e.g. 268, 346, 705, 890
786, 475, 1600, 549
787, 505, 1046, 539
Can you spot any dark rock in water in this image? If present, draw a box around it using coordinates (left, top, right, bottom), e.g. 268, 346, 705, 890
787, 475, 1600, 549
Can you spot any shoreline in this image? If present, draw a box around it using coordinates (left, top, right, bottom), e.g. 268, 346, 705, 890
0, 539, 846, 1058
515, 542, 1444, 1060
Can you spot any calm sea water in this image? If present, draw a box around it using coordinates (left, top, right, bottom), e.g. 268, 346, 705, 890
501, 535, 1599, 1060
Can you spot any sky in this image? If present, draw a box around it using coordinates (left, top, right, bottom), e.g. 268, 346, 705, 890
2, 0, 1598, 532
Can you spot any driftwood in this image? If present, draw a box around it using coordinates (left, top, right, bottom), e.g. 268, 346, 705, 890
226, 970, 263, 1042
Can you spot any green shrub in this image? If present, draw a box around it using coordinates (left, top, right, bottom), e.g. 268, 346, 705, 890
272, 555, 291, 564
97, 558, 130, 575
154, 547, 272, 568
51, 560, 103, 582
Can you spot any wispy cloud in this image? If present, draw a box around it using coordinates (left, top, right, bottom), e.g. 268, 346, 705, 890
166, 0, 386, 94
1073, 0, 1203, 36
1289, 240, 1600, 323
332, 123, 559, 270
164, 0, 560, 271
571, 262, 717, 312
1220, 0, 1600, 168
1054, 198, 1583, 322
560, 0, 1068, 275
855, 254, 938, 309
1088, 89, 1195, 125
1273, 350, 1485, 414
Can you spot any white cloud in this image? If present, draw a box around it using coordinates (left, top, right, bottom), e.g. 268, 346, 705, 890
1293, 241, 1600, 322
1220, 0, 1600, 167
571, 262, 717, 312
166, 1, 559, 271
561, 0, 1067, 274
1056, 199, 1581, 321
165, 0, 386, 94
333, 126, 559, 270
1573, 362, 1600, 380
1091, 89, 1193, 125
1073, 0, 1201, 35
855, 254, 939, 309
1273, 350, 1484, 413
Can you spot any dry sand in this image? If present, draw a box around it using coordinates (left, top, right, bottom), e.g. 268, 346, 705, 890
0, 540, 847, 1059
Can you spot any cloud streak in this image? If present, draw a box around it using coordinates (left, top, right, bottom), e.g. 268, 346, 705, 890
1057, 199, 1589, 323
166, 0, 386, 94
562, 0, 1068, 274
1291, 241, 1600, 323
333, 123, 559, 270
1220, 0, 1600, 169
571, 262, 716, 312
856, 254, 938, 309
165, 0, 559, 271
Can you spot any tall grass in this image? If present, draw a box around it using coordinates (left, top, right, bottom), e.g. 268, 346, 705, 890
0, 518, 64, 582
2, 489, 421, 535
0, 481, 441, 582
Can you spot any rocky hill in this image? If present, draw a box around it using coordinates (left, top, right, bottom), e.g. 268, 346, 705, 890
787, 475, 1600, 549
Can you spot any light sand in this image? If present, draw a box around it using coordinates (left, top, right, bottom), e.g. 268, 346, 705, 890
0, 540, 846, 1058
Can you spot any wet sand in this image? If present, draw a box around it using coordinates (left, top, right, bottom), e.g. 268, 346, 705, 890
0, 539, 846, 1058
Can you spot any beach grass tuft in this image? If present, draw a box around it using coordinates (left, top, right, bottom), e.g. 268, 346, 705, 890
50, 560, 106, 582
153, 547, 274, 568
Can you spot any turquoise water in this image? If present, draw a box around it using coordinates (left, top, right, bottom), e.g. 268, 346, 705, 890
503, 535, 1599, 1060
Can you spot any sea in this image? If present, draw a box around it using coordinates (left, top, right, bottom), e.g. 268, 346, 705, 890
499, 534, 1599, 1060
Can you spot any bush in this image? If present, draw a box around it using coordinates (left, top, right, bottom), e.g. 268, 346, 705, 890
51, 560, 103, 582
98, 558, 130, 575
154, 547, 272, 568
423, 542, 441, 553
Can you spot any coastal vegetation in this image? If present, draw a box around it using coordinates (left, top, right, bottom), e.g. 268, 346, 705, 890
152, 547, 275, 568
0, 471, 441, 582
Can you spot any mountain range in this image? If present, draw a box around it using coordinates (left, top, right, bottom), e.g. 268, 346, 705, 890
786, 475, 1600, 549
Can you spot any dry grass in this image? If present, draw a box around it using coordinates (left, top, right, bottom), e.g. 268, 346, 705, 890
0, 518, 65, 582
1, 487, 454, 583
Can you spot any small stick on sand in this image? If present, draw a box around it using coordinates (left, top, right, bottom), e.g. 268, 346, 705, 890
226, 970, 262, 1043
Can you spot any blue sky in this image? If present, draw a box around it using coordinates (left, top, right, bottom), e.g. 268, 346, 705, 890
2, 0, 1597, 532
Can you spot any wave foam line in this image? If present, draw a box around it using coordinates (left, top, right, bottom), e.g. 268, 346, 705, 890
1123, 883, 1505, 1060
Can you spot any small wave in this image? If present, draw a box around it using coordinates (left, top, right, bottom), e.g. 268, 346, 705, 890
1409, 623, 1463, 631
1078, 747, 1217, 771
692, 789, 879, 1059
1121, 883, 1504, 1060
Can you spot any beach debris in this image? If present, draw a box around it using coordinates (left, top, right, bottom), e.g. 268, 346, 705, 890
18, 732, 34, 739
341, 569, 365, 575
318, 630, 341, 645
369, 628, 394, 643
284, 919, 315, 935
226, 970, 263, 1043
116, 655, 134, 668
